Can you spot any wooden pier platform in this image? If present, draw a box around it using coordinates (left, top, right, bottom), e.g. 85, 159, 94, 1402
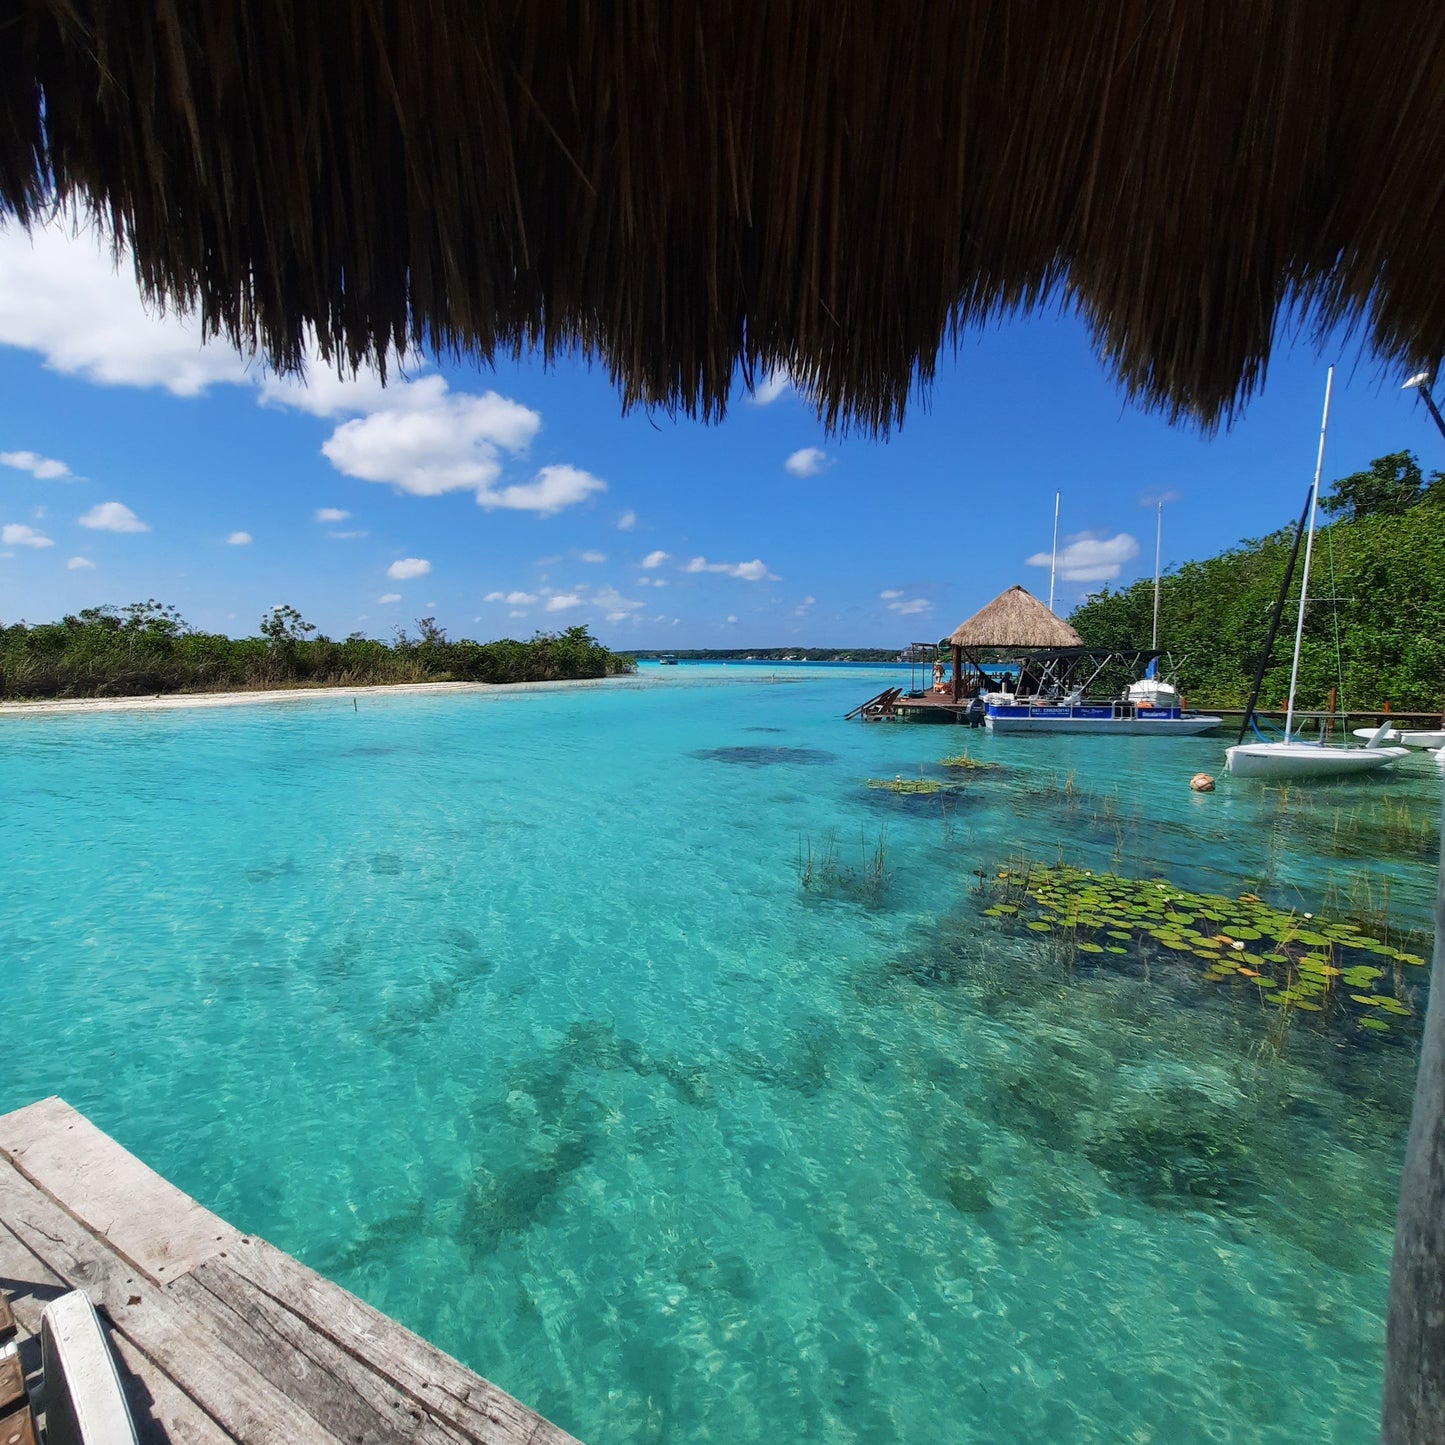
0, 1097, 580, 1444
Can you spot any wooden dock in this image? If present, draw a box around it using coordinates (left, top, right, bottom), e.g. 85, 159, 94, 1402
0, 1097, 580, 1444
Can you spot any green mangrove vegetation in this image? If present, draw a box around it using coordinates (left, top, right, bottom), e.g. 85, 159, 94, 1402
1070, 449, 1445, 709
0, 601, 635, 699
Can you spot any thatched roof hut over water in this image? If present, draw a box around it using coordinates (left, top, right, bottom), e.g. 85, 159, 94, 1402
948, 586, 1084, 651
5, 3, 1445, 431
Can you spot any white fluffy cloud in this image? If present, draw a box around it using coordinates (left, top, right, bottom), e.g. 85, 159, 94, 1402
66, 555, 95, 569
3, 522, 53, 548
79, 501, 150, 533
314, 507, 350, 522
886, 596, 932, 616
484, 590, 538, 606
258, 359, 405, 418
1026, 532, 1141, 583
387, 557, 431, 580
793, 595, 817, 616
685, 556, 778, 581
579, 550, 607, 563
785, 447, 832, 478
378, 592, 402, 604
226, 531, 253, 546
617, 509, 637, 531
545, 593, 585, 612
881, 589, 931, 615
322, 376, 541, 498
1, 449, 72, 480
593, 586, 643, 622
641, 550, 670, 569
476, 464, 606, 515
749, 368, 793, 405
0, 219, 253, 395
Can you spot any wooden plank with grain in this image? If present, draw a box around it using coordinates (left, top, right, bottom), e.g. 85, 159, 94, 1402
0, 1164, 333, 1444
0, 1099, 239, 1286
223, 1238, 580, 1444
0, 1211, 231, 1445
169, 1259, 470, 1445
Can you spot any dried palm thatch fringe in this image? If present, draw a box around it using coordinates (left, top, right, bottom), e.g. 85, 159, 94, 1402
948, 587, 1084, 650
2, 2, 1444, 434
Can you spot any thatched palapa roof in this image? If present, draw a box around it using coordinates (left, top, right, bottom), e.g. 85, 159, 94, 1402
948, 587, 1084, 651
4, 3, 1445, 432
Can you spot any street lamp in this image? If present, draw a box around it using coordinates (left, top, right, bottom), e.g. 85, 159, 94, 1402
1403, 370, 1445, 444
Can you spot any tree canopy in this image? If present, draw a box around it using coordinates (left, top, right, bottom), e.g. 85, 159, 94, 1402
1319, 450, 1444, 521
1070, 451, 1445, 711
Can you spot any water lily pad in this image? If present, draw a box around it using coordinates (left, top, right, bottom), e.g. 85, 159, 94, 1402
1396, 952, 1428, 967
1361, 1018, 1391, 1031
1027, 921, 1053, 932
1077, 941, 1104, 954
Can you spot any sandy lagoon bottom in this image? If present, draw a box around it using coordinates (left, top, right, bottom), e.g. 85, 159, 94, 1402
0, 663, 1435, 1442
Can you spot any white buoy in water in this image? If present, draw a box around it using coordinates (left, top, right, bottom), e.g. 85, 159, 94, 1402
1190, 772, 1216, 792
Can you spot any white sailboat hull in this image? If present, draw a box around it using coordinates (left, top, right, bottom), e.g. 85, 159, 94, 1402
1351, 727, 1445, 749
1225, 741, 1410, 779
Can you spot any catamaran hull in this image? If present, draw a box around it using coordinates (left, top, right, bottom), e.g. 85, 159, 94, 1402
1351, 727, 1445, 749
1225, 742, 1410, 778
986, 713, 1222, 736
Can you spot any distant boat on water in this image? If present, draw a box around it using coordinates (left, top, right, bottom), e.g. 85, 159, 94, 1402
1226, 367, 1409, 781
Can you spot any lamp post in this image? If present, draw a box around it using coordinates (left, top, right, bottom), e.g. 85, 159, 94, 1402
1403, 370, 1445, 444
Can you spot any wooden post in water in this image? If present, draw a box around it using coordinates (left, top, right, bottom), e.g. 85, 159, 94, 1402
951, 644, 962, 703
1382, 806, 1445, 1441
1325, 686, 1336, 741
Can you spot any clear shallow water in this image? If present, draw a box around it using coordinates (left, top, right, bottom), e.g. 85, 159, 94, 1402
0, 665, 1436, 1443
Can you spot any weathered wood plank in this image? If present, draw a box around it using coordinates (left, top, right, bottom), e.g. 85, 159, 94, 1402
0, 1213, 230, 1445
0, 1102, 582, 1445
223, 1239, 581, 1445
170, 1260, 469, 1445
0, 1164, 333, 1444
0, 1100, 237, 1285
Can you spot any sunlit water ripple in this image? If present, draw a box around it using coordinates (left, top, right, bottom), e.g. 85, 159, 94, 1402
0, 663, 1434, 1442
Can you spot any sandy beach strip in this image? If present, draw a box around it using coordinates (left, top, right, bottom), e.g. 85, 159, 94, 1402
0, 675, 655, 719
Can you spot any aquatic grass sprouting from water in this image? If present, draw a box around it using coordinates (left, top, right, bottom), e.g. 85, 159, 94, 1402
1320, 796, 1439, 863
980, 862, 1426, 1036
798, 826, 892, 907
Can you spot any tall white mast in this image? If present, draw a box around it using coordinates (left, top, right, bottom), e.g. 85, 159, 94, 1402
1048, 491, 1061, 613
1284, 366, 1334, 743
1151, 499, 1163, 652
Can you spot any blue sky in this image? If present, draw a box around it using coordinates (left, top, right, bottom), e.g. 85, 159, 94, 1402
1, 217, 1439, 649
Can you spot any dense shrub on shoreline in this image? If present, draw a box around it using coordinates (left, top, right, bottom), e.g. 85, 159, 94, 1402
1070, 450, 1445, 712
0, 602, 635, 699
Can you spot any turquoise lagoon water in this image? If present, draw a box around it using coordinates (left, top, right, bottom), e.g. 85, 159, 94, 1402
0, 664, 1437, 1442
